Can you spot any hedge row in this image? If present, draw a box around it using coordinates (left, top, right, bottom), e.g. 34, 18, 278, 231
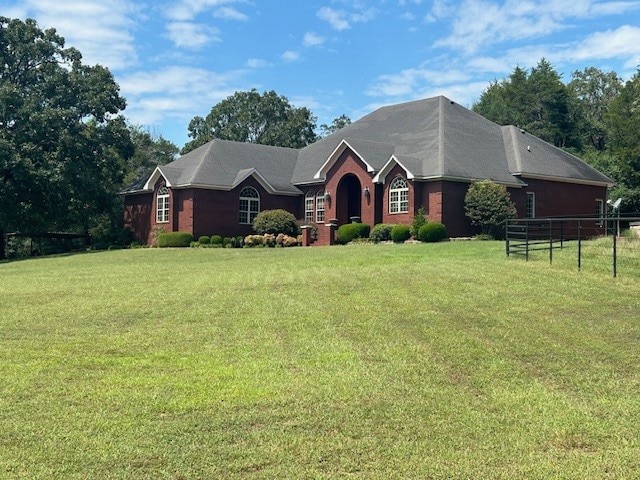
157, 232, 194, 248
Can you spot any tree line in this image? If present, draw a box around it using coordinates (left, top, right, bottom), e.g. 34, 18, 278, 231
473, 58, 640, 213
1, 18, 640, 258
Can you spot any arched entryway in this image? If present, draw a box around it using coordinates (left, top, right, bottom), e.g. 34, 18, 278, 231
336, 174, 362, 225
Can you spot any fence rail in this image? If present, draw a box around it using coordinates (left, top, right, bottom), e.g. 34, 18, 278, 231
505, 216, 640, 277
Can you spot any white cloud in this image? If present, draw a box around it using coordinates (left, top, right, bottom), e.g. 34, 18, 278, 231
246, 58, 270, 68
367, 66, 471, 97
8, 0, 138, 70
317, 7, 351, 30
433, 0, 640, 54
166, 21, 221, 49
213, 6, 249, 21
569, 25, 640, 65
317, 4, 378, 30
119, 66, 247, 124
164, 0, 245, 22
281, 50, 301, 62
303, 31, 325, 47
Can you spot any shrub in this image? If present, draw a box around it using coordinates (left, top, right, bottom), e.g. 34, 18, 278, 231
223, 237, 232, 247
464, 180, 517, 237
198, 235, 210, 245
157, 231, 194, 248
411, 207, 427, 237
243, 235, 264, 247
418, 222, 447, 243
370, 224, 395, 243
391, 224, 411, 243
336, 223, 370, 244
253, 209, 299, 236
230, 236, 244, 248
276, 233, 299, 247
210, 235, 223, 245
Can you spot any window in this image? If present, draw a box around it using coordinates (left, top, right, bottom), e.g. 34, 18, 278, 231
526, 192, 536, 218
596, 199, 604, 226
239, 186, 260, 224
156, 186, 170, 223
305, 192, 315, 222
389, 176, 409, 213
315, 191, 325, 223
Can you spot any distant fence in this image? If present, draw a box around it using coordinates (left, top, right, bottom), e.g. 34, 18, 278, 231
505, 216, 640, 277
3, 232, 90, 259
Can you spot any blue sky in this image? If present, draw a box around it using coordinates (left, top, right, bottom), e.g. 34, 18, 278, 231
5, 0, 640, 149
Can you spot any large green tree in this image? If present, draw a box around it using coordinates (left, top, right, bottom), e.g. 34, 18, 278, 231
182, 89, 318, 154
569, 67, 622, 151
0, 17, 132, 257
320, 114, 351, 137
124, 126, 178, 186
604, 70, 640, 213
473, 59, 581, 149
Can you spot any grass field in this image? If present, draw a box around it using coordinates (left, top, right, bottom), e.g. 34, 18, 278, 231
1, 241, 639, 479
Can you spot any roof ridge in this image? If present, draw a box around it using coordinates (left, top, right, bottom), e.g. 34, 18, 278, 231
437, 96, 445, 176
506, 126, 523, 173
188, 140, 217, 185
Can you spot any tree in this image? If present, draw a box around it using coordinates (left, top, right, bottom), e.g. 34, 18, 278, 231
473, 59, 581, 149
0, 17, 132, 257
320, 114, 351, 137
569, 67, 622, 151
182, 89, 318, 154
125, 126, 178, 186
464, 180, 517, 237
604, 70, 640, 213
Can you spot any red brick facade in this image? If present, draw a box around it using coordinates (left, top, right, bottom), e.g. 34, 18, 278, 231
125, 146, 609, 245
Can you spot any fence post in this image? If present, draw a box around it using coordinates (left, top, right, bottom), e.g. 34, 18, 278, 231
613, 233, 617, 278
578, 221, 582, 272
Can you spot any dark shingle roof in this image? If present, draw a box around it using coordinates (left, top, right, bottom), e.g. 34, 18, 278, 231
125, 96, 612, 194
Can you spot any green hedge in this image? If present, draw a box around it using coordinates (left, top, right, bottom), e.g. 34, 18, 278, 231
157, 232, 194, 248
198, 235, 210, 245
418, 222, 447, 243
370, 224, 395, 243
391, 224, 411, 243
210, 235, 223, 245
336, 223, 370, 244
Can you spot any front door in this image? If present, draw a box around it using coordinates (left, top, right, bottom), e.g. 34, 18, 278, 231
336, 174, 362, 224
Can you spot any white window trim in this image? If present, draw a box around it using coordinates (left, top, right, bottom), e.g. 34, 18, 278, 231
239, 187, 260, 225
526, 192, 536, 219
389, 176, 409, 214
305, 192, 315, 222
596, 198, 604, 227
315, 191, 325, 223
156, 186, 170, 223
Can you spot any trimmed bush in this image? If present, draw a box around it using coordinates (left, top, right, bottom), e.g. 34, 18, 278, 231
230, 236, 244, 248
198, 235, 210, 245
157, 232, 194, 248
223, 237, 232, 247
411, 207, 427, 238
253, 209, 299, 236
391, 224, 411, 243
370, 224, 395, 243
418, 222, 447, 243
336, 223, 370, 244
210, 235, 223, 245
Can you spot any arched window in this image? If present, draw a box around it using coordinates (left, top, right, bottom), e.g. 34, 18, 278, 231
389, 176, 408, 213
305, 191, 315, 222
156, 186, 170, 223
239, 186, 260, 224
315, 190, 325, 223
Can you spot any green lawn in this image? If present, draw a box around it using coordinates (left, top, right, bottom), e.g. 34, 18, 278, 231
1, 242, 639, 479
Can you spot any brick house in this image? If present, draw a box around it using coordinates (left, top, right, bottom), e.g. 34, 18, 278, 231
123, 96, 613, 245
